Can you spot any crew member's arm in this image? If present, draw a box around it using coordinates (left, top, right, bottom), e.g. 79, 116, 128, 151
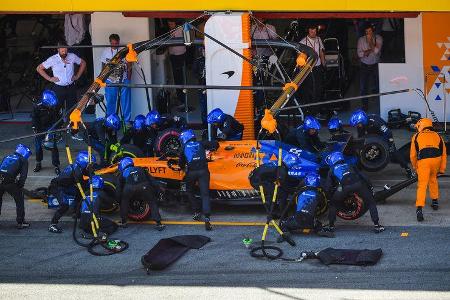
17, 158, 28, 188
36, 60, 59, 83
115, 174, 124, 201
72, 56, 86, 82
410, 133, 418, 171
202, 140, 220, 151
31, 106, 40, 132
319, 38, 326, 67
178, 148, 187, 170
323, 171, 335, 200
127, 62, 133, 81
373, 35, 383, 55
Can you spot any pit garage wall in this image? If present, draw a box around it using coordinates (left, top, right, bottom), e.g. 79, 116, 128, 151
90, 12, 153, 118
380, 13, 450, 122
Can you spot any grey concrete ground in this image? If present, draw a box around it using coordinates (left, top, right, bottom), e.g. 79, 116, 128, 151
0, 123, 449, 299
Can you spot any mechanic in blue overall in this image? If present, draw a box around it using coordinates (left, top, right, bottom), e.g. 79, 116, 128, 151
285, 116, 326, 154
85, 113, 120, 166
48, 151, 95, 233
32, 90, 61, 175
279, 173, 331, 236
324, 151, 385, 233
179, 129, 219, 231
79, 175, 103, 233
115, 157, 165, 231
0, 144, 31, 229
350, 109, 413, 178
207, 108, 244, 141
120, 114, 154, 156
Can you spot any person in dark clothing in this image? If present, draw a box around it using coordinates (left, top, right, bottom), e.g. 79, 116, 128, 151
207, 108, 244, 141
0, 144, 31, 229
285, 115, 325, 154
178, 129, 218, 231
115, 157, 165, 231
324, 151, 385, 234
79, 175, 103, 233
350, 109, 413, 178
120, 114, 154, 156
48, 151, 95, 233
32, 89, 61, 175
86, 113, 120, 166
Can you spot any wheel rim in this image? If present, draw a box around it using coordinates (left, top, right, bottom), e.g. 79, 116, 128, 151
128, 199, 151, 220
337, 193, 364, 220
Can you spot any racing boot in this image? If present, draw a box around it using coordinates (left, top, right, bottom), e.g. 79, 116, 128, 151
192, 212, 202, 222
17, 222, 30, 229
416, 207, 424, 222
373, 224, 385, 234
48, 223, 62, 233
431, 199, 439, 211
204, 217, 213, 231
155, 221, 166, 231
33, 162, 42, 173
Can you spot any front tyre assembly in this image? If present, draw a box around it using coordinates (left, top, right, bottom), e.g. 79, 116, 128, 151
358, 135, 390, 172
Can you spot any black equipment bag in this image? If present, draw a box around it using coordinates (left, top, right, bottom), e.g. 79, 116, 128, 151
314, 247, 382, 266
141, 235, 211, 272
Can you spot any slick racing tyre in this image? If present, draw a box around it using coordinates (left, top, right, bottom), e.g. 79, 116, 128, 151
110, 144, 144, 164
155, 128, 182, 157
358, 135, 390, 172
336, 192, 369, 220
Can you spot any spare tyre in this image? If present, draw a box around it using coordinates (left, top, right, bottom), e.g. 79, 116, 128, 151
154, 128, 182, 157
110, 144, 144, 164
336, 192, 369, 220
358, 135, 390, 172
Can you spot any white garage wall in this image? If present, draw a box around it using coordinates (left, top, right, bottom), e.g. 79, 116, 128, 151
379, 15, 426, 120
90, 12, 152, 119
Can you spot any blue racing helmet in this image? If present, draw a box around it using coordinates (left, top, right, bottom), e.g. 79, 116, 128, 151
350, 109, 368, 127
207, 108, 225, 124
90, 175, 104, 189
105, 113, 121, 131
328, 117, 342, 132
179, 129, 195, 145
325, 151, 345, 166
133, 114, 146, 131
75, 151, 96, 169
303, 116, 321, 131
15, 144, 31, 160
304, 173, 320, 187
118, 157, 134, 172
41, 89, 58, 108
145, 110, 161, 127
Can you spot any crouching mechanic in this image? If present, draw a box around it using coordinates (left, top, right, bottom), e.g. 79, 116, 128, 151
350, 109, 412, 178
207, 108, 244, 141
32, 89, 61, 175
324, 151, 385, 233
116, 157, 165, 231
410, 118, 447, 222
120, 114, 154, 156
285, 116, 325, 154
179, 129, 218, 231
279, 173, 332, 237
86, 113, 120, 166
79, 175, 103, 233
0, 144, 31, 229
48, 151, 94, 233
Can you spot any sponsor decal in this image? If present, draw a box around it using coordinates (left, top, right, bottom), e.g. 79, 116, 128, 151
235, 162, 257, 168
149, 166, 166, 174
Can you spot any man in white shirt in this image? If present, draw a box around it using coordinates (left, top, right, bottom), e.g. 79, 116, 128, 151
300, 24, 326, 118
100, 33, 133, 124
357, 24, 383, 111
36, 41, 86, 115
168, 19, 187, 110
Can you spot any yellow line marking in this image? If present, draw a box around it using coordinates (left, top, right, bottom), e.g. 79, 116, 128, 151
401, 232, 409, 237
129, 220, 273, 226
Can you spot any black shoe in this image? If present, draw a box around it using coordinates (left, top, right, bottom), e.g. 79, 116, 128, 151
416, 208, 424, 222
54, 166, 61, 176
205, 218, 213, 231
117, 221, 128, 228
374, 224, 385, 234
323, 224, 335, 232
316, 228, 335, 238
17, 222, 30, 229
431, 200, 439, 211
33, 163, 42, 173
48, 224, 62, 233
155, 222, 166, 231
192, 212, 202, 222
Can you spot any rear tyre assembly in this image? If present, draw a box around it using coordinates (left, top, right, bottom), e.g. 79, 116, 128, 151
358, 135, 390, 172
336, 192, 369, 220
155, 128, 182, 157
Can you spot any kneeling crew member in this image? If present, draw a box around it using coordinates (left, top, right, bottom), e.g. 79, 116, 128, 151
325, 151, 385, 233
207, 108, 244, 141
0, 144, 31, 229
87, 113, 120, 166
179, 129, 217, 231
32, 89, 61, 175
48, 151, 94, 233
79, 175, 104, 233
410, 118, 446, 221
116, 157, 165, 231
350, 109, 412, 178
120, 114, 154, 156
285, 116, 325, 154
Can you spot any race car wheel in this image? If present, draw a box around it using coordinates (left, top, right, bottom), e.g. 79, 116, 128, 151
155, 129, 182, 157
358, 135, 390, 172
110, 144, 144, 164
336, 192, 369, 220
99, 174, 119, 213
127, 197, 151, 221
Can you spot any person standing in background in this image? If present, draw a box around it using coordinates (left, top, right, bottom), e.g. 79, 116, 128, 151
167, 19, 187, 111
